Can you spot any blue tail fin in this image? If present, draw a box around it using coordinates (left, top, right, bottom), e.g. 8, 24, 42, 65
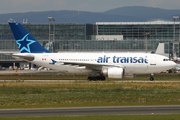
9, 21, 51, 53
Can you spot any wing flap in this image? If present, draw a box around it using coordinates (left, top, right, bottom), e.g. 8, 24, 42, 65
62, 61, 125, 68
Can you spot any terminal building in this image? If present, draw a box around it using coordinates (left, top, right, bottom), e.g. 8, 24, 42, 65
0, 20, 180, 69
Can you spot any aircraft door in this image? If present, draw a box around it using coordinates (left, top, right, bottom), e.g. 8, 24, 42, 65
150, 56, 156, 65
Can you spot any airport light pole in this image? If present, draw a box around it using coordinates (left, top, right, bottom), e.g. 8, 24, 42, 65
47, 17, 55, 52
179, 18, 180, 58
173, 16, 179, 42
145, 32, 150, 53
173, 16, 180, 58
179, 19, 180, 42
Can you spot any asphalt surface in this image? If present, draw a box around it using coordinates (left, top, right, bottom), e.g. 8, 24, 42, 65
0, 80, 180, 83
0, 105, 180, 116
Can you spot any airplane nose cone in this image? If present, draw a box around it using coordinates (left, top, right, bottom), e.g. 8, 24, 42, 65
171, 61, 176, 68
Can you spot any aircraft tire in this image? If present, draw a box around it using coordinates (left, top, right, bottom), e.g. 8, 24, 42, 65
87, 76, 106, 81
100, 76, 106, 81
87, 76, 93, 81
150, 76, 154, 81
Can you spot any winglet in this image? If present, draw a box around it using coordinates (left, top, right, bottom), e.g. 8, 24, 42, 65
9, 21, 51, 53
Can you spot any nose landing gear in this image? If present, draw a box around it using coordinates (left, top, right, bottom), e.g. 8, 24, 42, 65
150, 73, 154, 81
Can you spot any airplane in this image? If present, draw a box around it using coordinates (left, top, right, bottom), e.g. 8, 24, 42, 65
8, 20, 176, 81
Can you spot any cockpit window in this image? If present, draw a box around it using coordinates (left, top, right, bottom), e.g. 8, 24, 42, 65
163, 59, 169, 61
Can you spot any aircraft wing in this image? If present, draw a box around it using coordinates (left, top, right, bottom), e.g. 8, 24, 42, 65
60, 61, 125, 69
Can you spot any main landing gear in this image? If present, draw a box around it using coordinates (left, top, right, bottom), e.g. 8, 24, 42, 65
87, 76, 106, 81
150, 73, 154, 81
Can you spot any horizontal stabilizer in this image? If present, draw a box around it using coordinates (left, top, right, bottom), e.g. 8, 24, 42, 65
12, 54, 34, 61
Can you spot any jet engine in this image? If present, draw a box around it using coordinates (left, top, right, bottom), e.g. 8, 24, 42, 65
102, 67, 124, 78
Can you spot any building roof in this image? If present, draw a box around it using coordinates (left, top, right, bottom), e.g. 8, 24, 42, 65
96, 20, 180, 25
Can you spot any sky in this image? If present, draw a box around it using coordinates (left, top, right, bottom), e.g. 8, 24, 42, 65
0, 0, 180, 14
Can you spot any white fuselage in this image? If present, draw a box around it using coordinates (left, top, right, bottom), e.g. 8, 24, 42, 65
17, 52, 176, 75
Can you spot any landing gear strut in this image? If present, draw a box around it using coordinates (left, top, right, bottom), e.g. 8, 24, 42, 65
150, 74, 154, 81
87, 76, 106, 81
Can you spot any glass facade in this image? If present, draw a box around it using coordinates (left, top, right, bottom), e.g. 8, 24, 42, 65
23, 23, 93, 40
0, 21, 180, 62
96, 22, 180, 41
54, 39, 169, 52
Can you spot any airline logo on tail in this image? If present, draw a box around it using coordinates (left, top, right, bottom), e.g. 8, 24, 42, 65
16, 33, 36, 53
9, 21, 51, 53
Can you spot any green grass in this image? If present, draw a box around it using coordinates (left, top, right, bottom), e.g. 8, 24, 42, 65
0, 74, 87, 80
0, 80, 180, 108
1, 114, 180, 120
0, 73, 180, 80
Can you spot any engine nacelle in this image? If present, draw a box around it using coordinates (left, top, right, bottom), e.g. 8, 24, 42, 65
102, 67, 124, 78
